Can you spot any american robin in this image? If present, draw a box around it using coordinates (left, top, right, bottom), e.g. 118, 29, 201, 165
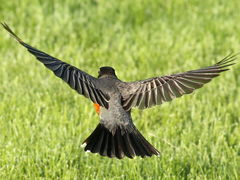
2, 23, 236, 159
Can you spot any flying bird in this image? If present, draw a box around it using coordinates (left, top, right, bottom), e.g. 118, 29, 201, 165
2, 23, 237, 159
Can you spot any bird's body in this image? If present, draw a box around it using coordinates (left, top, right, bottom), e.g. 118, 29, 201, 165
96, 75, 132, 132
2, 23, 237, 159
83, 71, 160, 158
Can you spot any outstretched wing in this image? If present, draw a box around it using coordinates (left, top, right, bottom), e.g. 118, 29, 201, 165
2, 23, 109, 108
122, 54, 237, 111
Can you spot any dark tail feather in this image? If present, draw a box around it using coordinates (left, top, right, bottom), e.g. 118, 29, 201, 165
82, 124, 160, 159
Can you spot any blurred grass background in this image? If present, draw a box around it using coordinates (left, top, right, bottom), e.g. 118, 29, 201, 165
0, 0, 240, 179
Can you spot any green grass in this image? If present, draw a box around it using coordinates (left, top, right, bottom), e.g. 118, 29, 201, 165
0, 0, 240, 179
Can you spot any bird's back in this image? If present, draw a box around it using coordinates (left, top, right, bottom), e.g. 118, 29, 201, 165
96, 77, 134, 133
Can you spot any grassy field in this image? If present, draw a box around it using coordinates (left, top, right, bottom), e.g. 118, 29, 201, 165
0, 0, 240, 179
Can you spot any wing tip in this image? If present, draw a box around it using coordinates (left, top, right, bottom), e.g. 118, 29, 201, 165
1, 22, 23, 43
216, 52, 238, 68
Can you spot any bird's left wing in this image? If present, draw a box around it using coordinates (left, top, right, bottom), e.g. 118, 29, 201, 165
2, 23, 109, 108
122, 54, 236, 111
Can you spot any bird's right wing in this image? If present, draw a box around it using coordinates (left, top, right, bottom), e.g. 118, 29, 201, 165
122, 54, 237, 111
2, 23, 109, 108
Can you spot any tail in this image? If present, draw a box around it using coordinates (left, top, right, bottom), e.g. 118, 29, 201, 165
82, 124, 160, 159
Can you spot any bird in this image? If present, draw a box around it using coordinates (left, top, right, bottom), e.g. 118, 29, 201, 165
2, 23, 237, 159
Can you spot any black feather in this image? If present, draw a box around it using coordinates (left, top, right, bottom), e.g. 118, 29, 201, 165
83, 124, 160, 159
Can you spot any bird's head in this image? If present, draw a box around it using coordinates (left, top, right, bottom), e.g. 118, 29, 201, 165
98, 66, 117, 78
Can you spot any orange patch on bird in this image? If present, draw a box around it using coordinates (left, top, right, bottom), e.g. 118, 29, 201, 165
93, 103, 100, 114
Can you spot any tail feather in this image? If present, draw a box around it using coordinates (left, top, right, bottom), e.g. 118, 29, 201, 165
140, 131, 160, 154
100, 132, 109, 156
91, 130, 104, 153
83, 124, 160, 159
108, 134, 115, 157
116, 129, 128, 158
129, 132, 149, 157
122, 134, 135, 157
137, 130, 158, 155
84, 124, 102, 151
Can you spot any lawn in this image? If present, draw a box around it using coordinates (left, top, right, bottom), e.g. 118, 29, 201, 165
0, 0, 240, 179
